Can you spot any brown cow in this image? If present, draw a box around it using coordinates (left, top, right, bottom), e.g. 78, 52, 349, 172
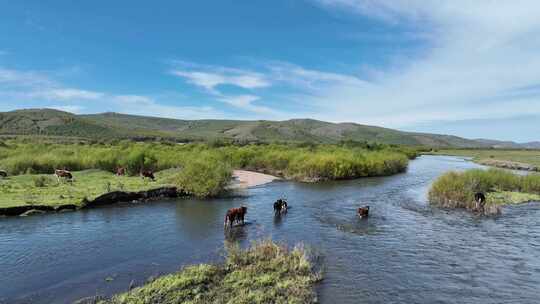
55, 169, 73, 181
224, 206, 248, 227
116, 167, 126, 176
140, 170, 155, 181
357, 206, 370, 218
0, 170, 7, 178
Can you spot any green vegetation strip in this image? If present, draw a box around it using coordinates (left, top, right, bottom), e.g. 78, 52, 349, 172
0, 169, 179, 209
429, 168, 540, 211
429, 149, 540, 171
0, 140, 416, 209
99, 240, 321, 304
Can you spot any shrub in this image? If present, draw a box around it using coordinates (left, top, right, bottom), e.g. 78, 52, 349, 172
429, 168, 540, 209
173, 155, 232, 197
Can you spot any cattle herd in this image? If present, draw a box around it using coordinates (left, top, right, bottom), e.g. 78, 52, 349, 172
0, 166, 489, 222
224, 198, 373, 229
50, 166, 157, 182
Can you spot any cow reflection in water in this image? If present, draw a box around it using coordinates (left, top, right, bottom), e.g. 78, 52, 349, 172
224, 224, 248, 242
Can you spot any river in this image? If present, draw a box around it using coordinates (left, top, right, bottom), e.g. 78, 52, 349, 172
1, 155, 539, 303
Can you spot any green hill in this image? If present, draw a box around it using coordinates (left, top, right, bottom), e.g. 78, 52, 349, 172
0, 108, 493, 147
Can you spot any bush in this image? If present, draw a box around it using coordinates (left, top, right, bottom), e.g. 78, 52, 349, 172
428, 168, 540, 209
173, 155, 232, 197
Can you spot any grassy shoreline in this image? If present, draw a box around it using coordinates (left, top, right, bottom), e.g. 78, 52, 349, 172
0, 140, 416, 214
429, 168, 540, 214
427, 149, 540, 171
0, 169, 180, 209
97, 240, 322, 304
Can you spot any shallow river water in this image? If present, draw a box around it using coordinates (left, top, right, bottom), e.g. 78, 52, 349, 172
1, 156, 540, 304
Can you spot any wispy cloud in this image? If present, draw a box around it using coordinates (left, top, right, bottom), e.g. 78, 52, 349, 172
0, 66, 221, 119
296, 0, 540, 128
30, 88, 104, 100
112, 94, 221, 119
170, 62, 270, 93
217, 94, 275, 114
48, 105, 86, 114
169, 61, 277, 116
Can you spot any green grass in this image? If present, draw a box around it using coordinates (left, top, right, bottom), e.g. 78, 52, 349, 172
0, 139, 413, 181
0, 169, 178, 208
430, 149, 540, 169
428, 168, 540, 210
488, 191, 540, 205
0, 140, 415, 207
99, 240, 321, 304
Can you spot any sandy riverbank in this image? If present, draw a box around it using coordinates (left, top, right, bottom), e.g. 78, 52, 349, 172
230, 170, 279, 189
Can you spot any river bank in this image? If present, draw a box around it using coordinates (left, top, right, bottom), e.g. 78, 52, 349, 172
3, 156, 540, 304
94, 240, 321, 304
426, 149, 540, 172
428, 168, 540, 215
229, 170, 279, 189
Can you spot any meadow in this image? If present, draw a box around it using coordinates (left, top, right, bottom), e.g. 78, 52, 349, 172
429, 149, 540, 170
98, 240, 321, 304
429, 168, 540, 211
0, 139, 415, 208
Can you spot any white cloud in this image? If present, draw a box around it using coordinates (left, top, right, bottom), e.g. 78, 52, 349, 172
171, 63, 270, 93
33, 89, 104, 100
299, 1, 540, 128
111, 94, 221, 119
48, 105, 85, 114
0, 66, 220, 119
217, 94, 275, 114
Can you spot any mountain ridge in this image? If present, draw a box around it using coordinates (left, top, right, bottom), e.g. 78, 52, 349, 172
0, 108, 535, 148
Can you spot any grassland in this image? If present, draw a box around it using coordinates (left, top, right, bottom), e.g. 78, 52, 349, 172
430, 149, 540, 171
99, 240, 321, 304
0, 169, 179, 208
0, 139, 416, 210
429, 168, 540, 212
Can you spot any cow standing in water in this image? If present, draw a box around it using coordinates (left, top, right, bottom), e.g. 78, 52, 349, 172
474, 192, 486, 212
357, 206, 370, 218
224, 206, 248, 227
116, 167, 126, 176
140, 170, 155, 181
273, 199, 288, 214
55, 169, 73, 182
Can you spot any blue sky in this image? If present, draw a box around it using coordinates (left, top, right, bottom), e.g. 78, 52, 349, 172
1, 1, 539, 142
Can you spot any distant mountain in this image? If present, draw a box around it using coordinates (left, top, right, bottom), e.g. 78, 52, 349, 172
0, 108, 534, 148
474, 139, 540, 149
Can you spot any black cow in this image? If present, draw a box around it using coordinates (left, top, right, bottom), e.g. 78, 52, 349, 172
474, 192, 486, 211
273, 198, 288, 214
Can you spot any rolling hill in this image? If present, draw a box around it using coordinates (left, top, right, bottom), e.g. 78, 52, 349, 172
0, 108, 531, 148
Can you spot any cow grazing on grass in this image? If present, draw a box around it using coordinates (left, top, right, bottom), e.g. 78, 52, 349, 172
116, 167, 126, 176
140, 170, 155, 181
0, 170, 7, 178
224, 206, 248, 227
55, 169, 73, 182
273, 198, 288, 214
357, 206, 370, 218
